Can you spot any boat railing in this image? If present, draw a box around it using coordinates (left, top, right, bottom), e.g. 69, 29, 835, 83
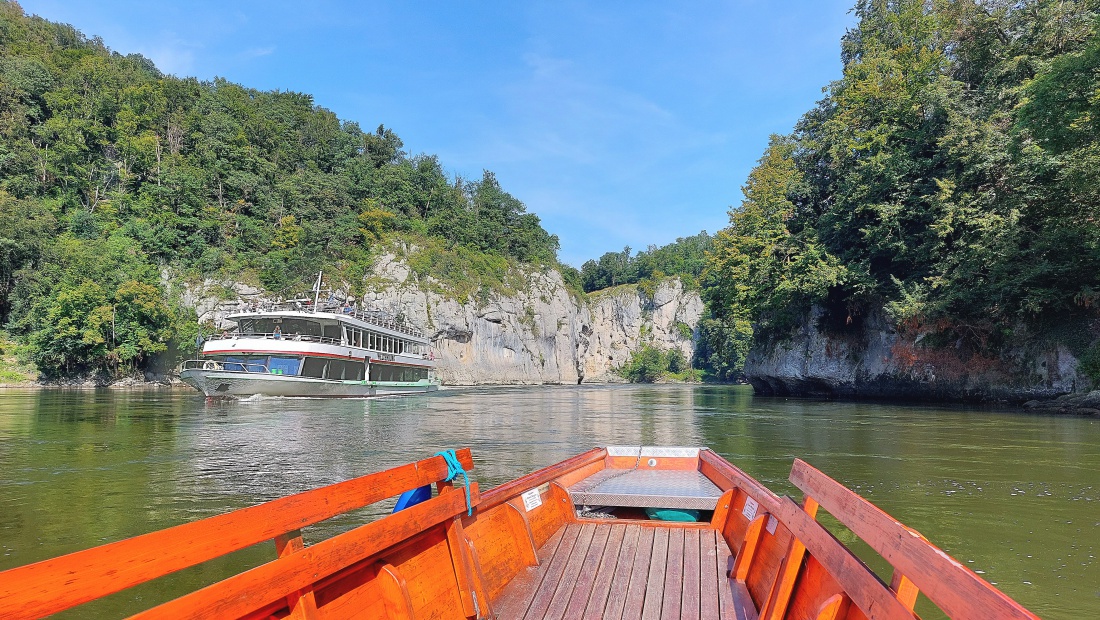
234, 301, 423, 338
205, 332, 346, 346
179, 359, 271, 374
0, 450, 478, 619
205, 332, 428, 358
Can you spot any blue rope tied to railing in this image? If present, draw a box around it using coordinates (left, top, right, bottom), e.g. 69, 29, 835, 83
435, 449, 472, 516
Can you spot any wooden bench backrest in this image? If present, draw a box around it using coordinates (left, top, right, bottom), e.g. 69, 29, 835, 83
789, 459, 1039, 620
0, 449, 475, 619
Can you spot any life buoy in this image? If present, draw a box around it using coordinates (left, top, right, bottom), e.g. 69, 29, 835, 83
203, 360, 217, 370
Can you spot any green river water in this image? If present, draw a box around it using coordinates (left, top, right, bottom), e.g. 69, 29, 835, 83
0, 385, 1096, 618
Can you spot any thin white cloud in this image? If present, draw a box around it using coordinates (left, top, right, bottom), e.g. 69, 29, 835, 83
241, 46, 276, 59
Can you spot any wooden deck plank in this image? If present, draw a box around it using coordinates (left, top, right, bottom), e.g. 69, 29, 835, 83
661, 528, 685, 620
716, 530, 736, 620
620, 526, 656, 620
730, 581, 760, 620
595, 525, 642, 620
680, 528, 701, 620
561, 524, 614, 620
640, 527, 670, 620
699, 530, 720, 620
521, 524, 586, 620
542, 523, 598, 620
492, 525, 570, 619
577, 524, 626, 620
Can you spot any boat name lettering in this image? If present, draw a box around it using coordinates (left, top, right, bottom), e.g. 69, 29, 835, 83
378, 353, 395, 361
742, 497, 759, 520
521, 488, 543, 512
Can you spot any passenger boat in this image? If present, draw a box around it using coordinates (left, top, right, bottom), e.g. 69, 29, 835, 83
0, 447, 1038, 619
178, 289, 437, 398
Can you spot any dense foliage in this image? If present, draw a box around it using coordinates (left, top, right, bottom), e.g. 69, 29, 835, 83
618, 344, 693, 383
0, 3, 562, 377
578, 232, 712, 293
707, 0, 1100, 367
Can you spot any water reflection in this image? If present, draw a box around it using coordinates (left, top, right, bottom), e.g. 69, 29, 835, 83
0, 385, 1096, 618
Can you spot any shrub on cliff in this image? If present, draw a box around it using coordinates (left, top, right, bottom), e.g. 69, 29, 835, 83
620, 345, 697, 383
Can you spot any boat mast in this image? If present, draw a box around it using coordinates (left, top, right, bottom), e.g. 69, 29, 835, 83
312, 270, 323, 310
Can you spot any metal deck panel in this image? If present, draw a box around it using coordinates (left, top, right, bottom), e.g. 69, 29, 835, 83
569, 469, 724, 510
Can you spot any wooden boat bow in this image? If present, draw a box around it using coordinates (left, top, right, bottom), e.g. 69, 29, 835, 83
0, 447, 1039, 619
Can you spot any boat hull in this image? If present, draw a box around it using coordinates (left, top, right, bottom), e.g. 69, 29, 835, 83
178, 368, 438, 397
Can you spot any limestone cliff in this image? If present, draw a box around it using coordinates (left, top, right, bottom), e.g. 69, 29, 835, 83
183, 256, 703, 385
746, 306, 1089, 403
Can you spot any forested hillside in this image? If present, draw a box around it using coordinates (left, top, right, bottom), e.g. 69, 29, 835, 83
0, 2, 563, 378
705, 0, 1100, 384
578, 232, 712, 293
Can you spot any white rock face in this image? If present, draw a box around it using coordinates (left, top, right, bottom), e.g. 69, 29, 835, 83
186, 256, 704, 385
746, 305, 1087, 402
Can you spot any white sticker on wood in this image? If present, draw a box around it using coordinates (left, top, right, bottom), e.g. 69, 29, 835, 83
742, 497, 759, 521
521, 488, 543, 512
766, 515, 778, 535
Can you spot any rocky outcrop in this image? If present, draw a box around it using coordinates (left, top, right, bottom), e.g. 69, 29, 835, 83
187, 256, 704, 385
1022, 390, 1100, 415
746, 306, 1091, 403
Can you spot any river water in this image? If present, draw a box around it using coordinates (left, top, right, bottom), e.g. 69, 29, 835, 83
0, 385, 1096, 618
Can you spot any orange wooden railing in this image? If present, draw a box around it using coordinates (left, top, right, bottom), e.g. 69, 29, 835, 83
703, 449, 1039, 620
787, 459, 1039, 620
0, 449, 475, 620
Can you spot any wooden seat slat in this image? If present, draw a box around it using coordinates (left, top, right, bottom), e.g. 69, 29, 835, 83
789, 459, 1039, 620
0, 449, 473, 620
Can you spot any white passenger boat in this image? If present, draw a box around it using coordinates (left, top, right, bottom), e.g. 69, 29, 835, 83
179, 294, 438, 398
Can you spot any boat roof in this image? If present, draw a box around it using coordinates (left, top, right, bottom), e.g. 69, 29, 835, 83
225, 304, 429, 344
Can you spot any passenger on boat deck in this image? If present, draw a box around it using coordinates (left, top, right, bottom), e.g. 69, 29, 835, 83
273, 326, 282, 339
221, 330, 230, 339
292, 332, 302, 341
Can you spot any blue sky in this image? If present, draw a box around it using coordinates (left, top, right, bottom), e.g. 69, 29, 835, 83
20, 1, 857, 267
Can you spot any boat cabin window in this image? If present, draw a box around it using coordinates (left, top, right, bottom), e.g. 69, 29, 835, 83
214, 355, 278, 373
322, 324, 341, 341
300, 357, 365, 380
301, 357, 327, 378
268, 356, 301, 376
369, 365, 428, 382
240, 318, 322, 339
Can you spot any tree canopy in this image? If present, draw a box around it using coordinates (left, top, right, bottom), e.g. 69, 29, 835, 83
706, 0, 1100, 369
0, 2, 563, 377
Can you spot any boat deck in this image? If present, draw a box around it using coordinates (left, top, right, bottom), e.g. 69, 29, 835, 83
569, 468, 725, 510
494, 522, 749, 620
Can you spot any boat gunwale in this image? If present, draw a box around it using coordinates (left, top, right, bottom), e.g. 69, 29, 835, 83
0, 449, 474, 619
